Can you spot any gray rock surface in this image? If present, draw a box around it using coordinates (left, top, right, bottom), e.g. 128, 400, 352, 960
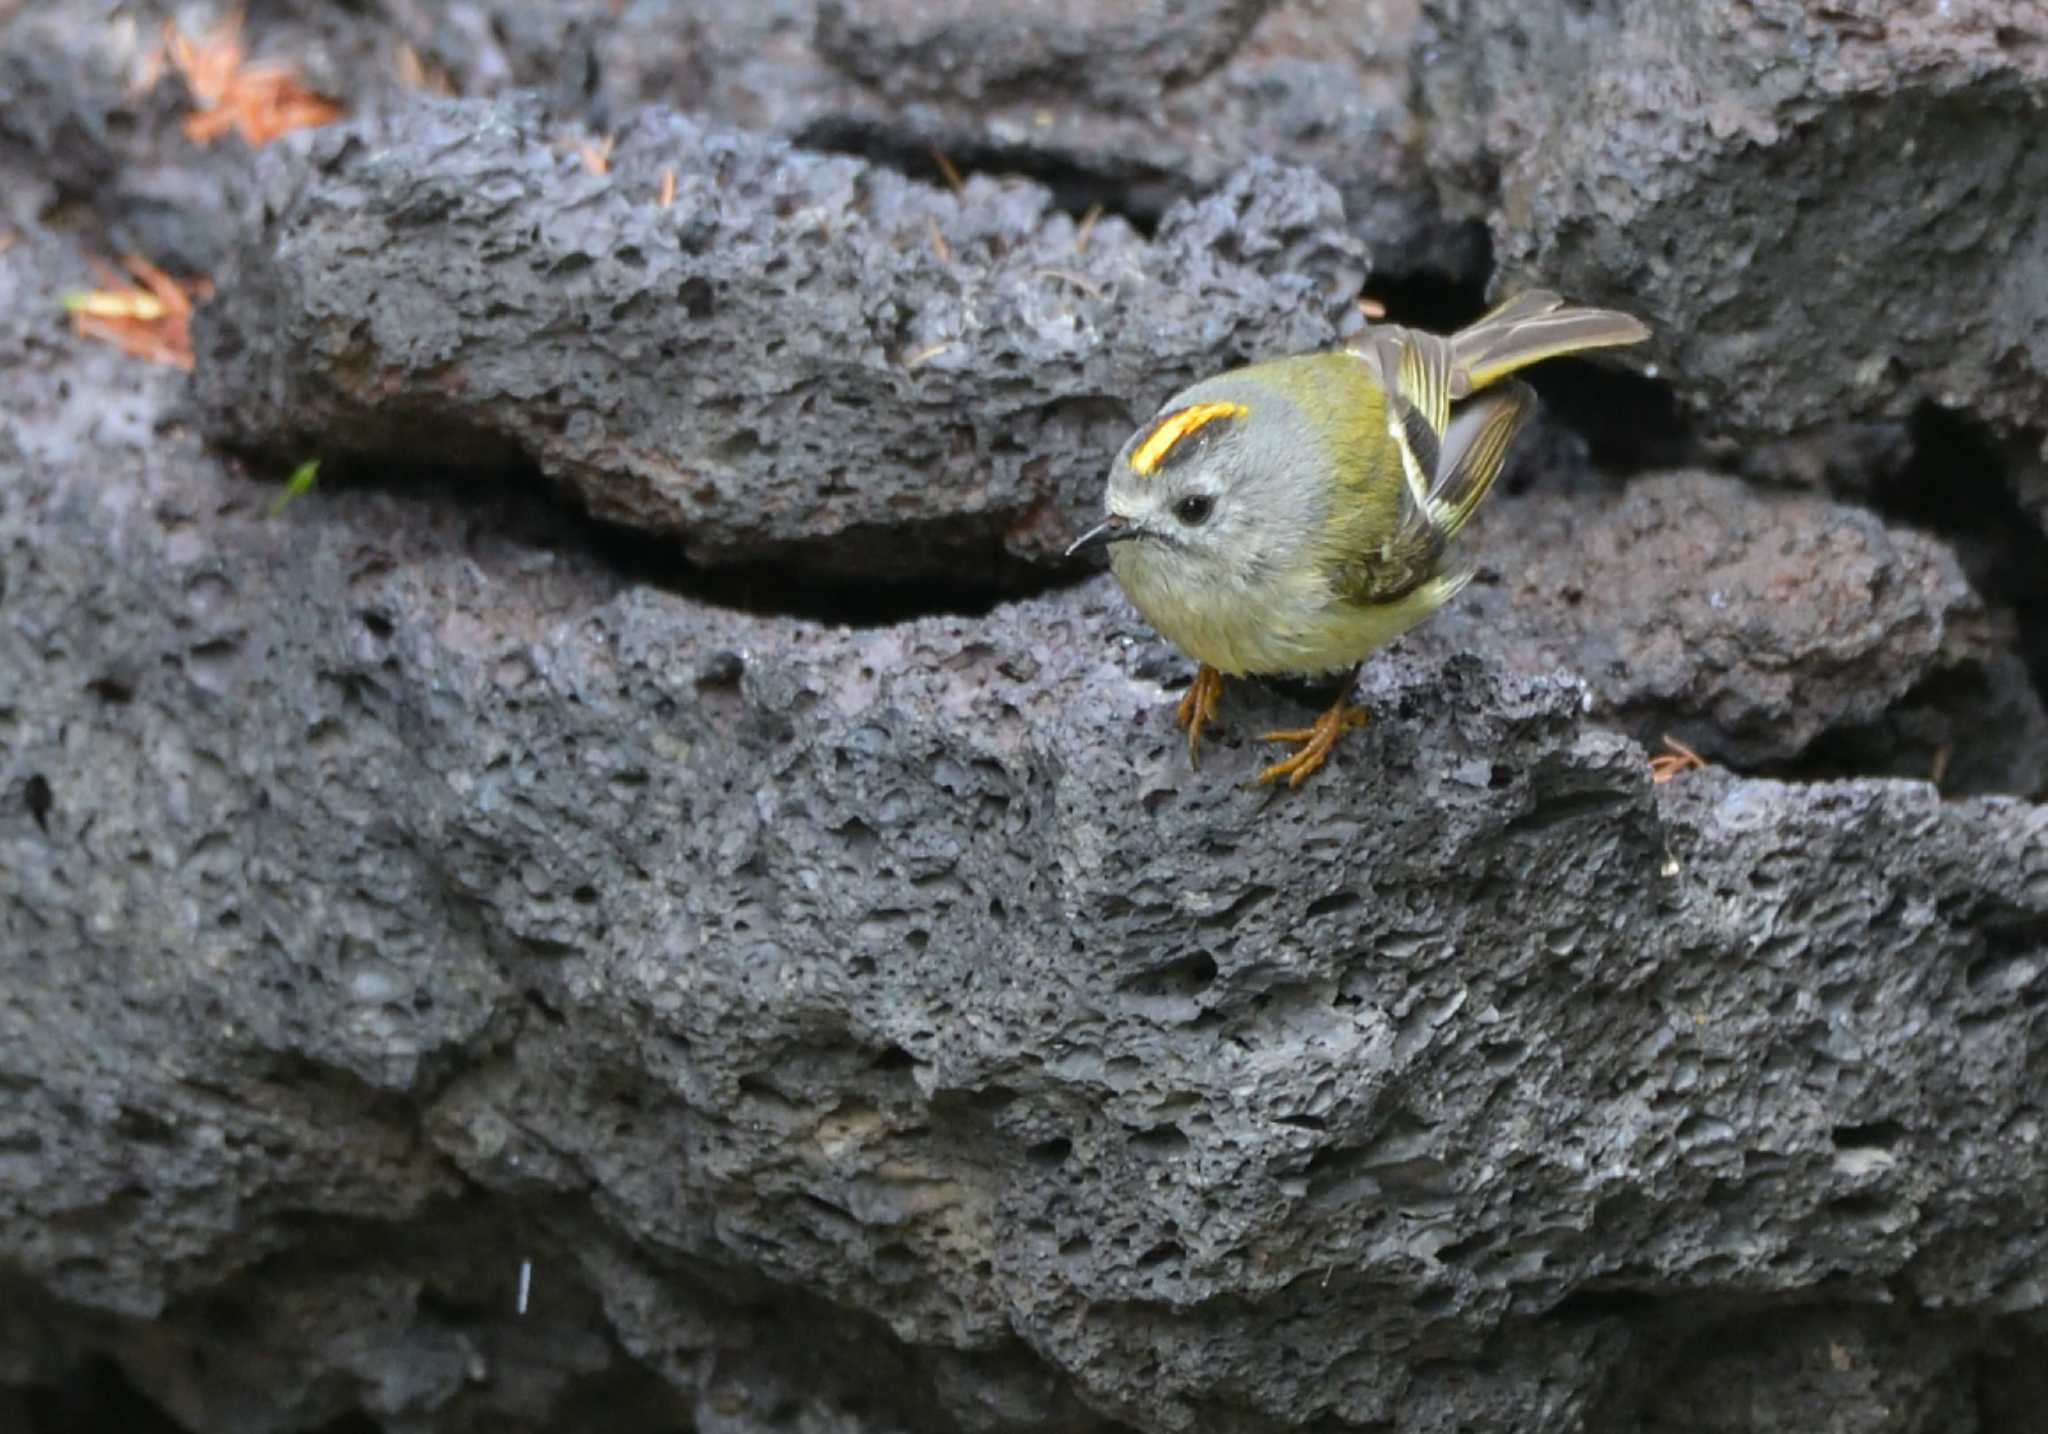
811, 0, 1277, 109
6, 3, 2048, 1432
1418, 0, 2048, 446
0, 0, 1454, 282
1423, 471, 2048, 792
0, 17, 263, 272
11, 229, 2048, 1430
190, 98, 1365, 583
403, 0, 1458, 281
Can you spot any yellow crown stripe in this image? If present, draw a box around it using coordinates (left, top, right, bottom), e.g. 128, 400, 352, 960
1129, 400, 1247, 475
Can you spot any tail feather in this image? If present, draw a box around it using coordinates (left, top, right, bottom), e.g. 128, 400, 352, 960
1355, 290, 1649, 565
1450, 290, 1651, 397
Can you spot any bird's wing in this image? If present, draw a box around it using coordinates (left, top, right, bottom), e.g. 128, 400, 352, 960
1424, 379, 1535, 538
1371, 329, 1452, 516
1322, 422, 1447, 609
1331, 293, 1646, 607
1326, 497, 1445, 607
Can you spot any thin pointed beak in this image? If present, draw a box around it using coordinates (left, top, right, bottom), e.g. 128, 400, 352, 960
1066, 515, 1136, 558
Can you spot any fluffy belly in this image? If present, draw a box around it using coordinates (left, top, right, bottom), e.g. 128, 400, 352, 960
1113, 550, 1445, 677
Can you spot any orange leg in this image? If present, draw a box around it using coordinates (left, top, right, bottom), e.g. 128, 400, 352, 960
1175, 664, 1226, 768
1256, 668, 1369, 789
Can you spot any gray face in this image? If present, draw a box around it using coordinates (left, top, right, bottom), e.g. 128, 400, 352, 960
1099, 371, 1321, 597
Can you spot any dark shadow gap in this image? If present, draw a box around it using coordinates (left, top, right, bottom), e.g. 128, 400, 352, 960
1757, 660, 2046, 799
19, 1357, 189, 1434
793, 116, 1175, 236
1360, 222, 1493, 333
305, 1415, 382, 1434
1875, 404, 2048, 709
1523, 358, 1697, 475
288, 452, 1065, 628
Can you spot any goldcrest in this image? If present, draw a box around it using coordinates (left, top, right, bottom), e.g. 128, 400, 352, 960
1069, 290, 1650, 788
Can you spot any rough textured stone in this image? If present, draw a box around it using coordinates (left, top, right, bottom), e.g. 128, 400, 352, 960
1, 0, 1451, 283
10, 250, 2048, 1430
0, 17, 261, 271
1418, 0, 2048, 445
189, 98, 1365, 584
811, 0, 1277, 109
8, 4, 2048, 1431
1421, 470, 2048, 791
402, 0, 1457, 281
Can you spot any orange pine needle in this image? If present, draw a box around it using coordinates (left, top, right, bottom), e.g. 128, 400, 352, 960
394, 42, 454, 96
579, 135, 615, 176
1648, 734, 1707, 785
929, 146, 966, 195
64, 256, 211, 371
166, 15, 342, 148
1074, 202, 1103, 253
657, 166, 677, 208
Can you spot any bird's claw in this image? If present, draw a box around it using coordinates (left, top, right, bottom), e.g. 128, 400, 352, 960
1256, 702, 1370, 789
1175, 664, 1226, 768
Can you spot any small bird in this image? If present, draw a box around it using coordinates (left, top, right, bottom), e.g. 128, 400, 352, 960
1068, 290, 1650, 788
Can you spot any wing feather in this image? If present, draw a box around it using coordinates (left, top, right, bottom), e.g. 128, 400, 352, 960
1331, 295, 1647, 611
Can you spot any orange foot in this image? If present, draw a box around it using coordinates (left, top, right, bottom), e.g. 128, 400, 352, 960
1256, 696, 1370, 789
1175, 663, 1226, 768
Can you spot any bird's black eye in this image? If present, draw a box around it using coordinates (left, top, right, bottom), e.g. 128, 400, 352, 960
1175, 494, 1215, 526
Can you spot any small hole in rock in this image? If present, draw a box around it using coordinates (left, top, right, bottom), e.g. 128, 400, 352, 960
1831, 1119, 1905, 1151
1481, 1039, 1527, 1068
1305, 890, 1360, 919
696, 651, 745, 690
1414, 1286, 1456, 1317
24, 774, 53, 832
1026, 1136, 1072, 1166
1129, 1124, 1190, 1156
1137, 1240, 1185, 1270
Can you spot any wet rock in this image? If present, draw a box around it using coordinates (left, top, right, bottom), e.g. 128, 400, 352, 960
1425, 471, 2048, 792
1418, 0, 2048, 445
189, 97, 1365, 582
